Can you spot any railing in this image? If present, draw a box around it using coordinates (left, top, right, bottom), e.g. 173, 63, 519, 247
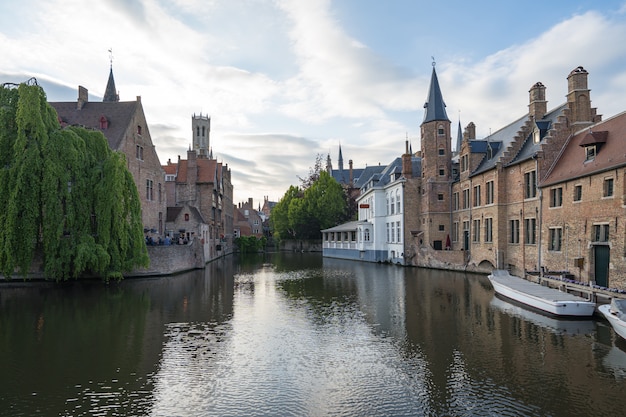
323, 241, 358, 249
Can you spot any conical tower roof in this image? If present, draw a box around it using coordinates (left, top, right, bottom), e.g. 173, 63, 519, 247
103, 66, 119, 102
422, 66, 449, 124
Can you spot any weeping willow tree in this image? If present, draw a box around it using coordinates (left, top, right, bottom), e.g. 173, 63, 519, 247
0, 80, 149, 281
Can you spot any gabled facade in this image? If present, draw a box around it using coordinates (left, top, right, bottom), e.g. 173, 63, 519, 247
322, 64, 626, 291
322, 143, 420, 265
50, 67, 167, 235
234, 198, 263, 238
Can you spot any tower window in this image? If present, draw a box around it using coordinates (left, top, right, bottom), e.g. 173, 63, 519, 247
202, 126, 206, 137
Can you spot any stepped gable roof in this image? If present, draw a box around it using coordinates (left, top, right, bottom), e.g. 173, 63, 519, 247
469, 103, 567, 176
50, 100, 139, 150
541, 110, 626, 187
422, 66, 450, 124
507, 104, 567, 167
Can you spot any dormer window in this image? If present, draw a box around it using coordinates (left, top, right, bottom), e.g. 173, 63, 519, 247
533, 128, 540, 143
99, 115, 108, 129
579, 130, 607, 161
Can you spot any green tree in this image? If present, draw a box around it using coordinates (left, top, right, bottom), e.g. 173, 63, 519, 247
270, 185, 301, 240
0, 80, 148, 281
270, 170, 347, 241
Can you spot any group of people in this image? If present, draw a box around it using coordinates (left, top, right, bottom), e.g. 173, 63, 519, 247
145, 235, 189, 246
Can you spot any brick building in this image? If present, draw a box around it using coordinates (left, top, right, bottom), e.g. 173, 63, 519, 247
163, 114, 234, 261
324, 65, 626, 291
50, 66, 167, 236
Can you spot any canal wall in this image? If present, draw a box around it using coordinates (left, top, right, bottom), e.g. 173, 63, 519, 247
278, 239, 322, 252
132, 239, 206, 276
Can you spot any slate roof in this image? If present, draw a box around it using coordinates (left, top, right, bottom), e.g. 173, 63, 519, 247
330, 167, 365, 185
321, 221, 360, 233
357, 156, 421, 191
541, 110, 626, 187
422, 67, 450, 124
50, 100, 139, 151
469, 103, 567, 176
353, 165, 386, 189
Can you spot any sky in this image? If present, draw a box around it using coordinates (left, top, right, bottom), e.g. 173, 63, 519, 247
2, 0, 626, 207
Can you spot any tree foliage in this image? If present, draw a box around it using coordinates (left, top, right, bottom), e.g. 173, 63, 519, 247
234, 235, 267, 253
297, 153, 325, 190
271, 170, 347, 240
0, 81, 148, 281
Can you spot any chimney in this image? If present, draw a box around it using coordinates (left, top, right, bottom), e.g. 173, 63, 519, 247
402, 140, 412, 179
248, 197, 253, 208
349, 159, 354, 185
77, 86, 88, 110
567, 66, 593, 127
464, 122, 476, 141
528, 82, 547, 120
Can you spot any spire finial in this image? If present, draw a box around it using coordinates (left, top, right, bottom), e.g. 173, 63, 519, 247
431, 56, 436, 67
108, 48, 113, 68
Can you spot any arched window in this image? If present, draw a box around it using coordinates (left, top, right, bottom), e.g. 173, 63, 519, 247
137, 125, 142, 135
390, 193, 395, 214
196, 126, 200, 136
386, 193, 390, 215
364, 228, 370, 241
202, 126, 206, 137
184, 213, 189, 221
99, 115, 108, 129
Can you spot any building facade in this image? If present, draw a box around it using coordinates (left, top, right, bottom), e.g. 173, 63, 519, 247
323, 65, 626, 291
50, 67, 167, 236
163, 114, 234, 261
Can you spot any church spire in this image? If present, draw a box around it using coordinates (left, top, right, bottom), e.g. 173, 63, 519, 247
103, 49, 119, 102
456, 119, 462, 154
422, 63, 449, 124
338, 143, 344, 171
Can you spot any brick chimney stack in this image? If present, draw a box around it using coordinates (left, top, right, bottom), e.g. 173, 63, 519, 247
529, 81, 547, 121
77, 86, 88, 110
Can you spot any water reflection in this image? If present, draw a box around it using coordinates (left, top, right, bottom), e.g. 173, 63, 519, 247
1, 253, 625, 416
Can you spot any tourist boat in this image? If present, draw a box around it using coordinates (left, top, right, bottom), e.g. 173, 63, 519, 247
487, 269, 596, 317
598, 299, 626, 340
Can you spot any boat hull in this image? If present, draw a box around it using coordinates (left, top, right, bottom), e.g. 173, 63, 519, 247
488, 270, 596, 317
598, 304, 626, 340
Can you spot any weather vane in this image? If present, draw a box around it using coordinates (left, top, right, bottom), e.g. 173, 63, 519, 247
431, 56, 436, 67
108, 48, 114, 67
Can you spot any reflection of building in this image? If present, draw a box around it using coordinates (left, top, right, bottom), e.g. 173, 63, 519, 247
50, 66, 166, 235
163, 114, 234, 261
323, 65, 626, 290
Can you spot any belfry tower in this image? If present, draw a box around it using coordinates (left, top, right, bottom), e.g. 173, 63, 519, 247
192, 113, 211, 158
420, 63, 452, 249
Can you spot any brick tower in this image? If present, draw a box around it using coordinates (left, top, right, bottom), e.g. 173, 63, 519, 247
192, 113, 211, 158
420, 64, 452, 249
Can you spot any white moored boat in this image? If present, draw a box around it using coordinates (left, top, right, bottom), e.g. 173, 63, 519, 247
487, 269, 596, 317
598, 299, 626, 340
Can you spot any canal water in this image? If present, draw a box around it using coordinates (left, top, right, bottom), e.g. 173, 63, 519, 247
1, 253, 625, 416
